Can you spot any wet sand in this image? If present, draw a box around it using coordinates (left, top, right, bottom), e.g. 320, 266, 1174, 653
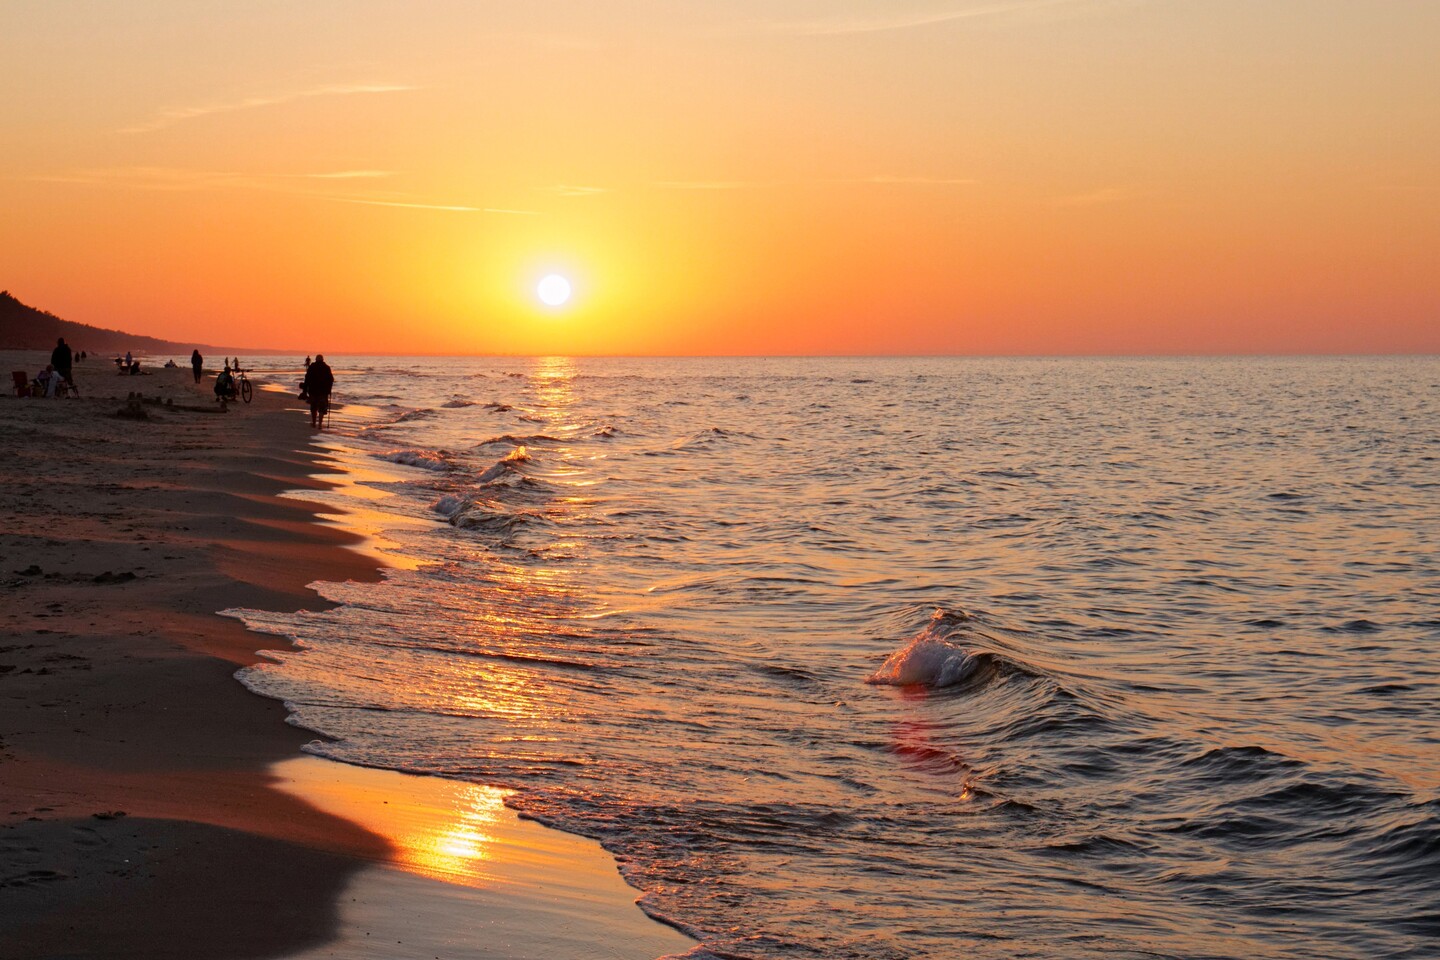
0, 353, 692, 960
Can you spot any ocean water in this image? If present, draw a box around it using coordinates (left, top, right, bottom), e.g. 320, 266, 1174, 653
230, 356, 1440, 960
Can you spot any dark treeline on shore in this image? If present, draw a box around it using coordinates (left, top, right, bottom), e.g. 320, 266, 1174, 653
0, 290, 281, 355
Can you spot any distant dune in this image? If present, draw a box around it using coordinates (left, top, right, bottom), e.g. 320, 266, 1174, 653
0, 291, 279, 355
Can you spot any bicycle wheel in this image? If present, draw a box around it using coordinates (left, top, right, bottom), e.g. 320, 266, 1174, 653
240, 378, 253, 404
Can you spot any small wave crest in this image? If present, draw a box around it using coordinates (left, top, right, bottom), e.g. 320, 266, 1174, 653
431, 494, 538, 534
473, 433, 558, 450
867, 609, 980, 688
476, 445, 531, 484
379, 448, 455, 472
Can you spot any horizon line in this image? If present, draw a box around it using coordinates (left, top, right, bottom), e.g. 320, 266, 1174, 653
21, 348, 1436, 361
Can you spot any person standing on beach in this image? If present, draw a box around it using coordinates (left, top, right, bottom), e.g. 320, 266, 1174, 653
303, 354, 334, 429
51, 337, 73, 390
191, 349, 204, 383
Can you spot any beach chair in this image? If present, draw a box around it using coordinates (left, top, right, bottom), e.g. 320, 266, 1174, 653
10, 371, 27, 397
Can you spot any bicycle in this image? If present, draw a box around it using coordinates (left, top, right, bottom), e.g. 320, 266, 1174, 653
233, 368, 253, 404
217, 368, 253, 404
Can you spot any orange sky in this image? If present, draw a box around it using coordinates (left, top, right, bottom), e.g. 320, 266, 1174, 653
2, 1, 1437, 355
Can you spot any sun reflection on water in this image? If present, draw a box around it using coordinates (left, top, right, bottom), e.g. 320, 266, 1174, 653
531, 355, 576, 425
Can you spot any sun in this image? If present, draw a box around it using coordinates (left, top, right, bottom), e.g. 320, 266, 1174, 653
537, 274, 572, 307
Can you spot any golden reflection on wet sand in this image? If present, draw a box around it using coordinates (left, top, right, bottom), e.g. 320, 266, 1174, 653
271, 756, 630, 893
268, 756, 695, 960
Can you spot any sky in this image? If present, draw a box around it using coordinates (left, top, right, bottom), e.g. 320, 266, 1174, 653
2, 0, 1437, 355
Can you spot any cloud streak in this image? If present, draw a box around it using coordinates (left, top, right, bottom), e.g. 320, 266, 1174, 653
549, 184, 610, 197
835, 175, 978, 185
22, 166, 539, 215
654, 175, 976, 190
760, 0, 1136, 36
121, 82, 419, 134
25, 166, 395, 190
654, 180, 759, 190
327, 197, 542, 215
296, 170, 396, 180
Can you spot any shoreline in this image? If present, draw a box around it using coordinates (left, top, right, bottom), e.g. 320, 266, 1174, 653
0, 353, 692, 960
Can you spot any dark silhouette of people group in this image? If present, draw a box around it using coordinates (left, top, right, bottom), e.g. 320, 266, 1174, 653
17, 344, 338, 421
201, 352, 333, 427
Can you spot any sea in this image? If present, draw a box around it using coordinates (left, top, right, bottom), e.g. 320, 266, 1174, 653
226, 356, 1439, 960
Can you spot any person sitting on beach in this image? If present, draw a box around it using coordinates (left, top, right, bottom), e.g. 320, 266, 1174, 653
34, 365, 57, 397
214, 365, 234, 401
303, 354, 334, 429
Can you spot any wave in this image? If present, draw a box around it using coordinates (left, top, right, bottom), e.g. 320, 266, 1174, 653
431, 494, 540, 535
441, 398, 476, 408
866, 608, 1044, 693
867, 610, 982, 688
473, 433, 559, 450
395, 408, 436, 423
379, 448, 455, 472
475, 445, 531, 484
484, 401, 514, 411
669, 426, 756, 452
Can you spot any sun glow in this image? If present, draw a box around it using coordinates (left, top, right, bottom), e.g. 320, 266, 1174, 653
537, 274, 572, 307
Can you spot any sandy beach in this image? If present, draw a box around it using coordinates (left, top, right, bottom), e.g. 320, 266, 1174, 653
0, 353, 692, 960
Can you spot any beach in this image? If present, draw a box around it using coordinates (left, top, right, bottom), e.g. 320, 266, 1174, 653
0, 353, 693, 960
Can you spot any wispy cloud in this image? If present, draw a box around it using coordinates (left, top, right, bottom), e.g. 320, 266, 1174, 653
759, 0, 1137, 36
25, 166, 395, 190
295, 170, 396, 180
121, 82, 418, 134
26, 166, 256, 190
549, 184, 609, 197
654, 175, 975, 190
654, 180, 759, 190
22, 165, 539, 215
834, 175, 978, 186
327, 197, 542, 215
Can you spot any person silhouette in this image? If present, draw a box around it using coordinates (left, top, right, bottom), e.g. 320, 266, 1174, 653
51, 337, 73, 389
303, 354, 334, 428
191, 349, 204, 383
